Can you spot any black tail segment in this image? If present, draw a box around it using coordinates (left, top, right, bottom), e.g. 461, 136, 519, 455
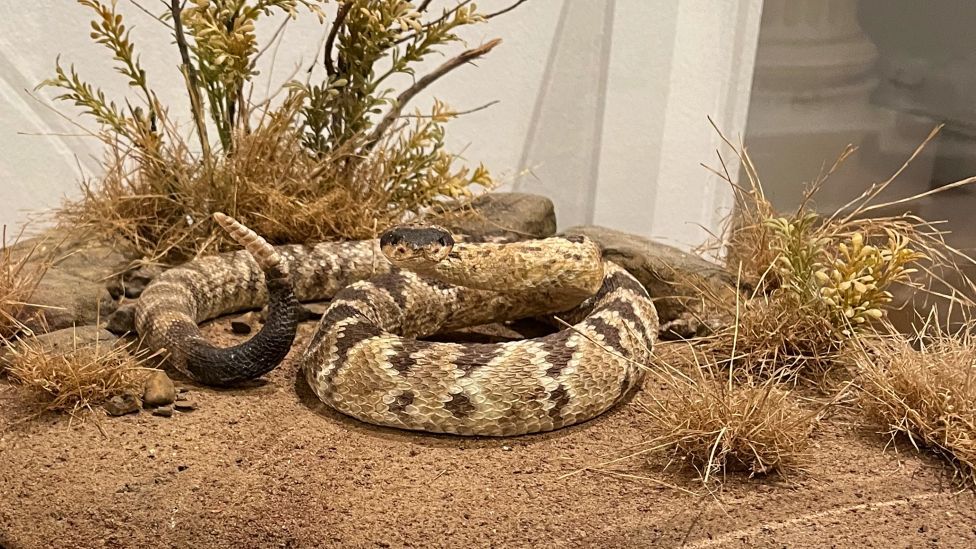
181, 263, 301, 386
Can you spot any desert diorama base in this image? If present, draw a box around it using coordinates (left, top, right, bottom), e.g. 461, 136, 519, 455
2, 319, 975, 549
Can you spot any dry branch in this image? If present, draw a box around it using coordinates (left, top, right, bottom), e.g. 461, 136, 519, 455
366, 38, 502, 147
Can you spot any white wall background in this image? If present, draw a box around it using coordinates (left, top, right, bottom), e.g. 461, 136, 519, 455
0, 0, 762, 250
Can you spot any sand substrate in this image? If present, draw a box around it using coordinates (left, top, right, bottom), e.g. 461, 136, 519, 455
2, 320, 975, 548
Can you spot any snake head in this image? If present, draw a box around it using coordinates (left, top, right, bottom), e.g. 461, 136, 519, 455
380, 224, 455, 265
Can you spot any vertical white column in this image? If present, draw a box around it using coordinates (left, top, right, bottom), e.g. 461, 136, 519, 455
593, 0, 764, 249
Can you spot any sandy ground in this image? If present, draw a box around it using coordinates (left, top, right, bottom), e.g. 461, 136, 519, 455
2, 320, 976, 549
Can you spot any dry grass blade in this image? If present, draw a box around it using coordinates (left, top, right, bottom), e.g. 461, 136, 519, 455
3, 331, 157, 415
855, 321, 976, 487
0, 226, 51, 340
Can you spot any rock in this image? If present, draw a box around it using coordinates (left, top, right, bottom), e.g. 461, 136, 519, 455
52, 244, 130, 284
300, 302, 329, 320
229, 311, 261, 334
1, 326, 118, 364
561, 225, 740, 338
441, 192, 557, 240
152, 405, 174, 417
173, 399, 197, 411
230, 319, 251, 335
124, 265, 163, 298
105, 278, 125, 300
6, 232, 128, 283
104, 393, 140, 416
105, 303, 136, 334
435, 323, 528, 344
21, 268, 118, 334
26, 325, 116, 352
142, 370, 176, 407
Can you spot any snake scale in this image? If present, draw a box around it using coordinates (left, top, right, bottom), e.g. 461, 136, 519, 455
135, 213, 659, 436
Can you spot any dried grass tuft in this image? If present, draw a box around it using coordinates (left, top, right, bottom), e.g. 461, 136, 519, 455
696, 124, 973, 382
855, 320, 976, 487
59, 99, 486, 262
3, 332, 155, 414
566, 343, 823, 487
643, 344, 822, 481
45, 1, 504, 264
0, 227, 50, 340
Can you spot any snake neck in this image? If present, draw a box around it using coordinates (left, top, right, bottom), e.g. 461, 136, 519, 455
396, 237, 605, 311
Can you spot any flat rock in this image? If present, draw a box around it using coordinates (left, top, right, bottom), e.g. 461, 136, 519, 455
1, 326, 118, 365
434, 323, 527, 344
561, 225, 740, 338
300, 302, 329, 320
10, 233, 131, 283
152, 405, 174, 418
441, 193, 556, 240
142, 370, 176, 408
103, 393, 140, 416
173, 399, 197, 411
52, 244, 130, 284
21, 268, 118, 334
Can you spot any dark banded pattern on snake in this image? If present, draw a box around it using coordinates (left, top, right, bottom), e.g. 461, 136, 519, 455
135, 214, 659, 435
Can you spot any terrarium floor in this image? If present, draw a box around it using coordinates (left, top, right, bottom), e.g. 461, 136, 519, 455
2, 320, 975, 548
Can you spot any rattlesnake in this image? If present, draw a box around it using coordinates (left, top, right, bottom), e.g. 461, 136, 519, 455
136, 214, 659, 435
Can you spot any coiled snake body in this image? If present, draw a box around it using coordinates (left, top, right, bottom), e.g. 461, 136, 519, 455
136, 214, 658, 435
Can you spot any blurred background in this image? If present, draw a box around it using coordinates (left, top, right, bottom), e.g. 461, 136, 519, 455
1, 0, 975, 256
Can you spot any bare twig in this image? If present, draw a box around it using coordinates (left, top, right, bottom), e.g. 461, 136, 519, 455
128, 0, 171, 27
484, 0, 529, 19
365, 38, 501, 147
398, 100, 499, 118
324, 1, 351, 77
169, 0, 212, 164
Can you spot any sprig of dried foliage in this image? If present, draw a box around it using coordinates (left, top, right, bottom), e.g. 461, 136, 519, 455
697, 125, 971, 382
855, 319, 976, 487
41, 0, 507, 261
3, 333, 155, 414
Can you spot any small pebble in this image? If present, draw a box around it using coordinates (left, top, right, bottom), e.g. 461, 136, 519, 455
230, 320, 252, 335
103, 394, 140, 416
152, 405, 174, 417
143, 371, 176, 407
105, 303, 136, 334
230, 311, 262, 334
174, 399, 197, 411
